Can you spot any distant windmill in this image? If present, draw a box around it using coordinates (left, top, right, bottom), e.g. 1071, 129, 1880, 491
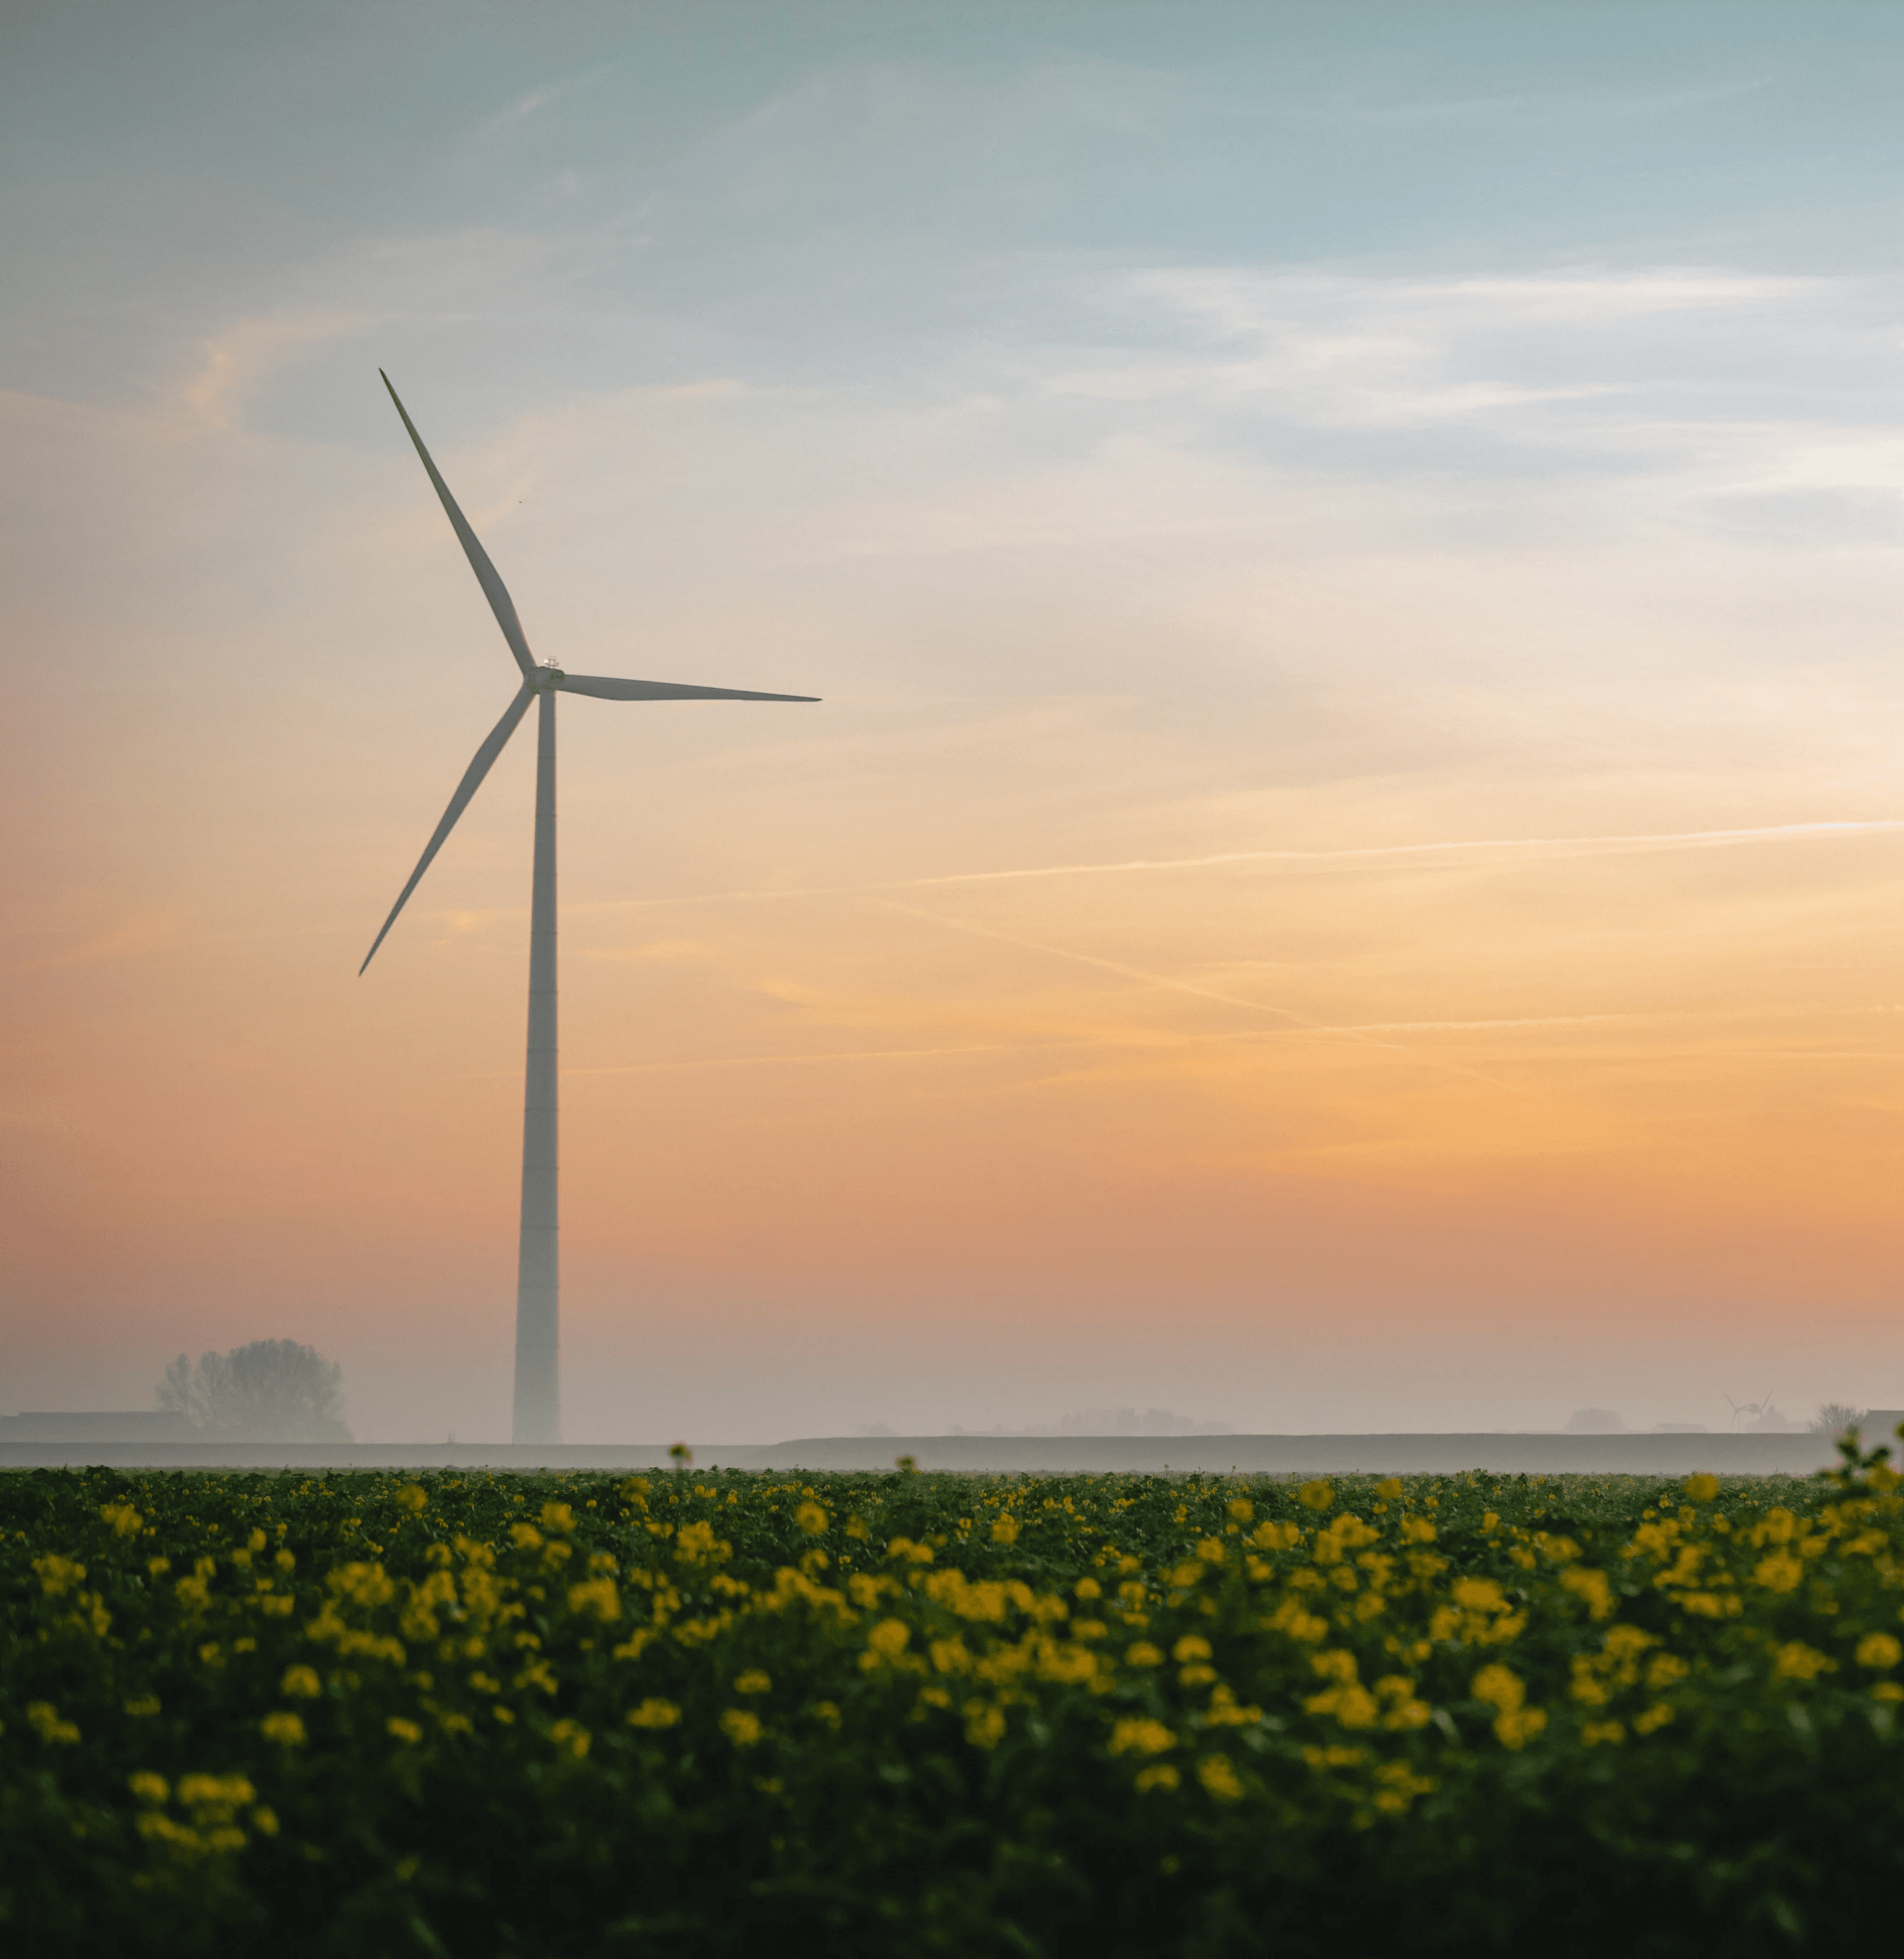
1725, 1391, 1777, 1432
361, 374, 818, 1444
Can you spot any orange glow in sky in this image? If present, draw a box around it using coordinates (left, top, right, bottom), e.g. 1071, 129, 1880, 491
6, 6, 1904, 1438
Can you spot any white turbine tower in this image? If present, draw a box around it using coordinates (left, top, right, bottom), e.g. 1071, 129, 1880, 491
361, 372, 818, 1444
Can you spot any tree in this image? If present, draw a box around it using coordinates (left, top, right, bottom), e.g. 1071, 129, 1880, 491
157, 1339, 350, 1442
1809, 1402, 1867, 1440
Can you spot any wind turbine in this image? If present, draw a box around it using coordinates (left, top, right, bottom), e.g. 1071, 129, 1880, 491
361, 373, 818, 1445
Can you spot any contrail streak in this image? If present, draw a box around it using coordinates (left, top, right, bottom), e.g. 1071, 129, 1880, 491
562, 1039, 1100, 1077
884, 818, 1904, 887
577, 817, 1904, 914
876, 902, 1528, 1095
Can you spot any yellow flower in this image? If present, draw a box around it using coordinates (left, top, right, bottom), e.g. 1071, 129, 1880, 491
394, 1484, 428, 1514
1134, 1764, 1180, 1793
1492, 1706, 1548, 1750
1195, 1753, 1245, 1801
1310, 1649, 1358, 1685
1304, 1684, 1380, 1729
1371, 1761, 1436, 1813
963, 1700, 1008, 1750
673, 1519, 729, 1564
26, 1702, 80, 1746
1075, 1576, 1102, 1600
865, 1620, 911, 1663
1856, 1633, 1903, 1671
539, 1503, 575, 1536
1559, 1567, 1614, 1620
929, 1636, 973, 1676
793, 1501, 829, 1536
33, 1554, 85, 1596
1772, 1641, 1836, 1681
1373, 1677, 1431, 1731
566, 1576, 621, 1623
1109, 1717, 1177, 1757
1226, 1498, 1255, 1524
1753, 1553, 1804, 1594
1203, 1685, 1265, 1727
549, 1718, 590, 1759
734, 1670, 772, 1695
721, 1709, 764, 1747
990, 1517, 1020, 1546
1580, 1721, 1626, 1747
387, 1717, 423, 1745
260, 1712, 307, 1747
1125, 1642, 1164, 1668
1471, 1665, 1528, 1717
128, 1772, 169, 1805
1682, 1474, 1720, 1504
1297, 1481, 1334, 1513
124, 1694, 161, 1719
1373, 1479, 1404, 1501
1172, 1635, 1213, 1663
1300, 1743, 1367, 1769
627, 1699, 681, 1729
1632, 1703, 1675, 1735
100, 1503, 143, 1537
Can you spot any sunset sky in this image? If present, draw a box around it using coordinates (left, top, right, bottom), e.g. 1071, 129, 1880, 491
6, 1, 1904, 1442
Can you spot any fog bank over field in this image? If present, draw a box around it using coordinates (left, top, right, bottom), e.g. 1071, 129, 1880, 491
4, 1323, 1887, 1450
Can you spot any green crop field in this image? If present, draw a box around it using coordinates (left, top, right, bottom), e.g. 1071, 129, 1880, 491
5, 1447, 1903, 1955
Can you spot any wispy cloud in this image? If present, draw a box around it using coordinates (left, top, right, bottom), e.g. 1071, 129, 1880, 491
579, 818, 1904, 914
184, 311, 365, 428
1045, 267, 1824, 430
479, 60, 615, 134
876, 902, 1525, 1094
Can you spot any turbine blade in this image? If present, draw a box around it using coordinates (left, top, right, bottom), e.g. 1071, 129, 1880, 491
381, 371, 536, 679
359, 684, 535, 975
558, 672, 820, 702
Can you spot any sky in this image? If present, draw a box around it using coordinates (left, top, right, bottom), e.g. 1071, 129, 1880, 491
5, 0, 1904, 1442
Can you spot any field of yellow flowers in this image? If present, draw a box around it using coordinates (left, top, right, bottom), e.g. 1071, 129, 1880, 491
5, 1443, 1904, 1955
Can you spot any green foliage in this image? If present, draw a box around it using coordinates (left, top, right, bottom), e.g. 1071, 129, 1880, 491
4, 1451, 1904, 1955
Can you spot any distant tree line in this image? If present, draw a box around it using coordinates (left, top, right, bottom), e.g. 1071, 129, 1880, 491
158, 1339, 350, 1442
